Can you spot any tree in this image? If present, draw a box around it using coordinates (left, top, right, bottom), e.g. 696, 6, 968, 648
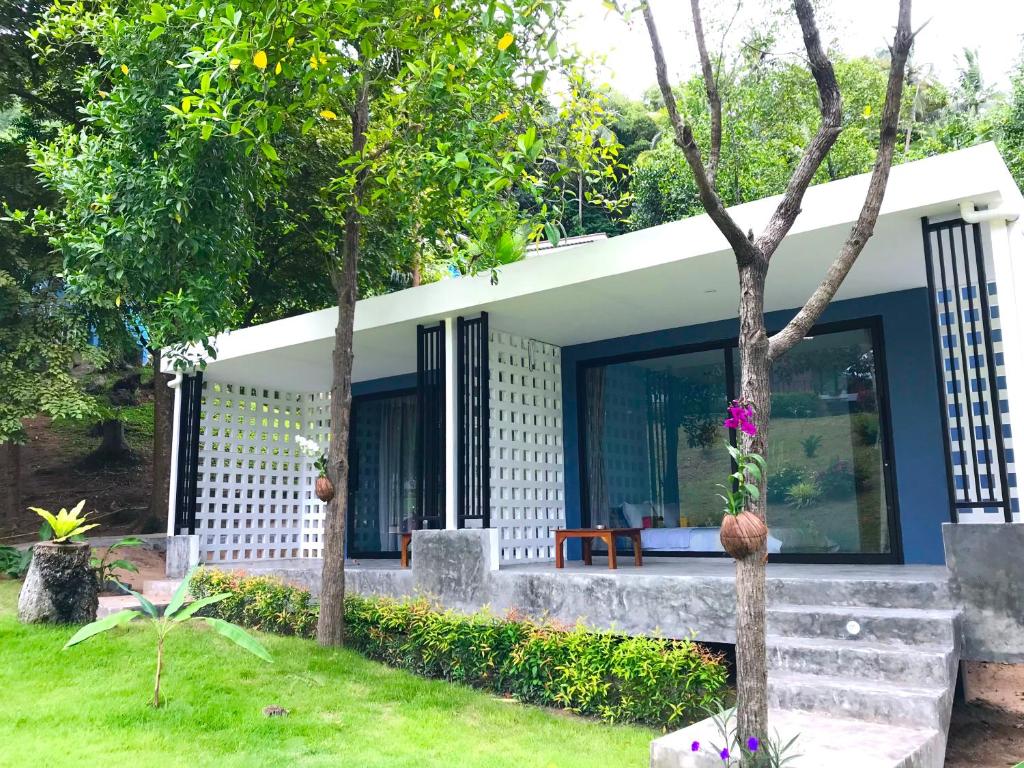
28, 0, 266, 525
635, 0, 914, 750
161, 0, 616, 646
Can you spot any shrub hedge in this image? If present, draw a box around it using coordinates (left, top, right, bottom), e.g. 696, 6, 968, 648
190, 568, 728, 729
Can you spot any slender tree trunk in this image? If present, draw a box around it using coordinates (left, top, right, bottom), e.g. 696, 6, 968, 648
1, 443, 21, 521
96, 419, 131, 457
153, 634, 164, 708
150, 350, 174, 529
735, 260, 771, 751
317, 87, 369, 647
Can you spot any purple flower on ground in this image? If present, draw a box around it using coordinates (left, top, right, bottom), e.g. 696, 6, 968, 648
747, 737, 759, 752
723, 400, 757, 436
691, 741, 700, 752
719, 747, 730, 761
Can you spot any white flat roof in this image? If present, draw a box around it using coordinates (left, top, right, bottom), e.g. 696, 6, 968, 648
170, 143, 1020, 391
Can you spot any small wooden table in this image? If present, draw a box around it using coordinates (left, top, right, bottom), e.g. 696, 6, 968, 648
554, 528, 643, 570
400, 532, 412, 568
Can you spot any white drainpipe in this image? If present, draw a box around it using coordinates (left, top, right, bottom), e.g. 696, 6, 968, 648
165, 372, 184, 537
959, 200, 1020, 224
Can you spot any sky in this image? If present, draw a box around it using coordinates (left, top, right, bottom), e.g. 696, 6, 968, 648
564, 0, 1024, 99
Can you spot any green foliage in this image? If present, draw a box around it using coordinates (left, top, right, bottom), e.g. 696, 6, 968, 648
90, 536, 143, 587
814, 459, 856, 501
718, 443, 766, 517
850, 412, 880, 446
702, 706, 802, 767
785, 481, 822, 510
30, 500, 98, 542
190, 568, 727, 729
0, 546, 31, 579
766, 466, 804, 504
800, 434, 823, 459
65, 566, 271, 707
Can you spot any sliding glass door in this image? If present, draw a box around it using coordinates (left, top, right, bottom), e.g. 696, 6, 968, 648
348, 391, 418, 557
580, 321, 897, 559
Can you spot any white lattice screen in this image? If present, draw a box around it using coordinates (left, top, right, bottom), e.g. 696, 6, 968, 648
488, 330, 566, 563
194, 381, 329, 563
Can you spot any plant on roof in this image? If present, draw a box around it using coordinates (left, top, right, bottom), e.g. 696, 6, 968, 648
64, 566, 272, 708
30, 500, 98, 543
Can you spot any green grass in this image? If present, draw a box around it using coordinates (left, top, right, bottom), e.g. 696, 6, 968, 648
0, 581, 654, 768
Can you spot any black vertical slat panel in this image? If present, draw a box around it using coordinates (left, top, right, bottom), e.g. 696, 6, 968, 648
456, 313, 490, 528
416, 323, 445, 529
173, 372, 204, 534
923, 217, 1012, 522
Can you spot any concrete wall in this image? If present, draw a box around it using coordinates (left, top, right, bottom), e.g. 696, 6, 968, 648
562, 288, 951, 564
943, 522, 1024, 662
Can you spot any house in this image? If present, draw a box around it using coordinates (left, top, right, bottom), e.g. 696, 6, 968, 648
162, 142, 1024, 767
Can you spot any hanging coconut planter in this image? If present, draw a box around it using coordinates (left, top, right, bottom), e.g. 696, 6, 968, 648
719, 511, 768, 559
315, 476, 335, 503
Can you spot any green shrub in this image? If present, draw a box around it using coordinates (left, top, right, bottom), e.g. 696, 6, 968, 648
191, 569, 728, 729
766, 466, 803, 504
851, 412, 879, 446
800, 433, 823, 458
816, 459, 856, 500
771, 391, 822, 418
0, 546, 31, 579
785, 480, 822, 509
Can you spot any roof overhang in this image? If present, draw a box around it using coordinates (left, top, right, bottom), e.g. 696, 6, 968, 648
167, 143, 1020, 391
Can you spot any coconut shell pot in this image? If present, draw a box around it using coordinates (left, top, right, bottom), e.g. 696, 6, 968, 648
315, 476, 335, 503
719, 511, 768, 559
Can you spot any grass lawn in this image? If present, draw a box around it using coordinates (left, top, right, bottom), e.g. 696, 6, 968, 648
0, 581, 654, 768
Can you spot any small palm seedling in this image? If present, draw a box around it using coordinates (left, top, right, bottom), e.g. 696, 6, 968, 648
64, 566, 272, 707
31, 500, 98, 542
800, 433, 823, 459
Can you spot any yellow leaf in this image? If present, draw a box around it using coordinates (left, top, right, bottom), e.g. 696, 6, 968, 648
115, 295, 122, 307
433, 5, 440, 17
309, 54, 318, 69
120, 64, 129, 75
491, 111, 509, 123
497, 32, 514, 51
253, 50, 268, 70
863, 104, 872, 118
287, 36, 295, 48
319, 54, 327, 64
181, 96, 191, 113
97, 90, 109, 98
229, 58, 241, 70
319, 109, 337, 120
275, 61, 282, 74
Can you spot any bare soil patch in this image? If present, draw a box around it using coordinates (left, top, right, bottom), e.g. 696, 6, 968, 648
947, 662, 1024, 767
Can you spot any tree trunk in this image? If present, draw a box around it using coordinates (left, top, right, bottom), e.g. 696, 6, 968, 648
149, 350, 174, 528
1, 443, 21, 522
317, 86, 369, 647
98, 419, 131, 456
734, 260, 771, 753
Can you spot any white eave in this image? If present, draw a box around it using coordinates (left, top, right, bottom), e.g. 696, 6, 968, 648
164, 143, 1021, 390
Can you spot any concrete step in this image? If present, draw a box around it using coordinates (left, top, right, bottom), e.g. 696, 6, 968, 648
142, 579, 184, 599
767, 575, 954, 609
650, 709, 946, 768
96, 594, 170, 619
767, 604, 960, 646
767, 635, 956, 687
768, 671, 952, 731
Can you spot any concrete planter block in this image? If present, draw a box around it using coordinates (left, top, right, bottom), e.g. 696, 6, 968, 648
165, 534, 200, 579
411, 529, 499, 609
943, 521, 1024, 662
18, 541, 98, 625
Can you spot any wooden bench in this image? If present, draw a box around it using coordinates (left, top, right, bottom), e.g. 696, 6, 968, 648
554, 527, 643, 570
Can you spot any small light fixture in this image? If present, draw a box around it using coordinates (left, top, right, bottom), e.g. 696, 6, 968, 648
845, 620, 861, 636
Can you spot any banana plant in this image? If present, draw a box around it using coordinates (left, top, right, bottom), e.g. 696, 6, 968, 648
64, 566, 272, 707
90, 536, 143, 588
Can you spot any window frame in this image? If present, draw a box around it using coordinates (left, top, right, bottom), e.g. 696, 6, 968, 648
575, 316, 903, 564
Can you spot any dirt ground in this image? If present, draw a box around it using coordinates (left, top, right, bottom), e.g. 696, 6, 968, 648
947, 662, 1024, 767
1, 415, 156, 545
93, 543, 167, 593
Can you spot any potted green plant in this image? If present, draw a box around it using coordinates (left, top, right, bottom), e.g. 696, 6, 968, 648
717, 402, 769, 559
18, 501, 100, 624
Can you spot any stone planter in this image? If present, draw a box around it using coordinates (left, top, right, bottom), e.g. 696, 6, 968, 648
18, 541, 99, 625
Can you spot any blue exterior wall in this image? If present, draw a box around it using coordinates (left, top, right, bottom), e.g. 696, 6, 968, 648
561, 288, 951, 564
